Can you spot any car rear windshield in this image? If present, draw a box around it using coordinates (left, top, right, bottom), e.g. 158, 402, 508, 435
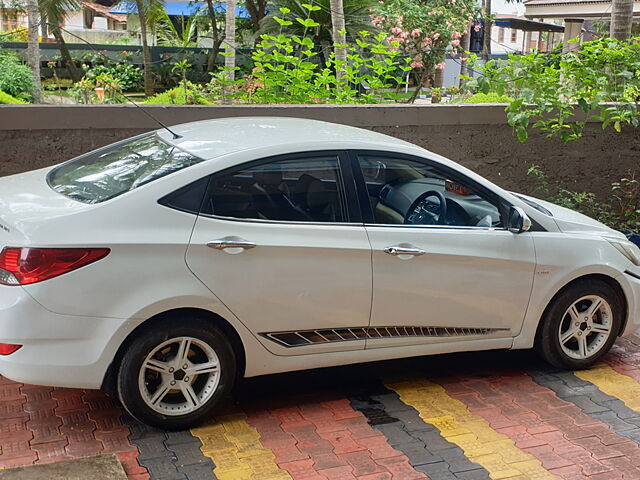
47, 134, 203, 204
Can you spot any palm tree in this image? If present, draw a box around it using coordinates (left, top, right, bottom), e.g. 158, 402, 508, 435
156, 10, 198, 47
132, 0, 160, 96
223, 0, 236, 104
481, 0, 491, 61
39, 0, 82, 82
610, 0, 634, 40
26, 0, 42, 102
329, 0, 346, 82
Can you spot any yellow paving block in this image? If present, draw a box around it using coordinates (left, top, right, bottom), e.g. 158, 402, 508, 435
191, 408, 292, 480
384, 377, 561, 480
575, 363, 640, 411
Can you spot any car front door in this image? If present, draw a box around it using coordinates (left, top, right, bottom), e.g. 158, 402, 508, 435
352, 151, 536, 350
186, 151, 373, 356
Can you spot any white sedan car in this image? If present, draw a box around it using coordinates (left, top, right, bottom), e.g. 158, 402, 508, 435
0, 117, 639, 428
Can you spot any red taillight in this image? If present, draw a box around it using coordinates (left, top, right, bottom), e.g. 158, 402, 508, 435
0, 247, 110, 285
0, 344, 21, 355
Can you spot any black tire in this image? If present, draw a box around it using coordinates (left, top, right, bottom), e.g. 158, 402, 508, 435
536, 279, 623, 369
117, 316, 236, 430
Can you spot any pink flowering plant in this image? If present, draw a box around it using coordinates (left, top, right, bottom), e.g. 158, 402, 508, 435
374, 0, 480, 102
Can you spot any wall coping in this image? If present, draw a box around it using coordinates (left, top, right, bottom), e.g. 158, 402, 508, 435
0, 104, 523, 130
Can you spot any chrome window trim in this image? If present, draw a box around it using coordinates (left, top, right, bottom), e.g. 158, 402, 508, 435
363, 223, 507, 232
198, 212, 365, 227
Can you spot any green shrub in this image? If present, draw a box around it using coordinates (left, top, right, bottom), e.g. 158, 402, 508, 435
0, 54, 35, 101
0, 90, 27, 104
143, 83, 211, 105
462, 92, 513, 104
83, 63, 143, 91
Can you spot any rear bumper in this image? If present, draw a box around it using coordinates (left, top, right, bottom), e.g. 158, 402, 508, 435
0, 285, 124, 389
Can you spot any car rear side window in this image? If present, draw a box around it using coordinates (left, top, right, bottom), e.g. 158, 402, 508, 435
201, 155, 348, 223
47, 134, 203, 204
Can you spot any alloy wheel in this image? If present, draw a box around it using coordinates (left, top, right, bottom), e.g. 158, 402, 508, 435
558, 295, 613, 360
138, 336, 220, 416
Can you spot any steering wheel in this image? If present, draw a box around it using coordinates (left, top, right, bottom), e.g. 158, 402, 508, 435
404, 190, 448, 225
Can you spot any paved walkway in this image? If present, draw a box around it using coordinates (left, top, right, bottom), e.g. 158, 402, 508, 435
3, 335, 640, 479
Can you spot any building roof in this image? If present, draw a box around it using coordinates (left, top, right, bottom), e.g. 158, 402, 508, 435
83, 2, 127, 22
494, 16, 565, 32
109, 1, 249, 17
524, 0, 640, 19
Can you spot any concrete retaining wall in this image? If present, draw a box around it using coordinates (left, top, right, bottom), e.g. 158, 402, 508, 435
1, 104, 638, 199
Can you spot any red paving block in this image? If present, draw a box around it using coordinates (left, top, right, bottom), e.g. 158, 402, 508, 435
64, 439, 103, 457
321, 400, 363, 421
342, 451, 386, 477
0, 454, 38, 468
0, 417, 29, 439
127, 473, 151, 480
548, 465, 588, 480
311, 452, 348, 470
316, 465, 357, 480
356, 435, 403, 461
523, 445, 576, 470
32, 440, 69, 464
374, 456, 426, 480
280, 458, 326, 479
356, 473, 392, 480
29, 419, 66, 445
0, 402, 29, 420
89, 409, 127, 432
51, 392, 88, 413
319, 430, 367, 455
21, 387, 52, 403
116, 451, 148, 476
495, 425, 547, 449
0, 383, 25, 401
94, 429, 137, 453
336, 418, 382, 440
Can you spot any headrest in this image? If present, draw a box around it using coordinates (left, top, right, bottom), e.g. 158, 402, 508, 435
253, 169, 283, 185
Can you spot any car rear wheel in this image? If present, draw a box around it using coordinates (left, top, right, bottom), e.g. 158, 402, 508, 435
536, 280, 622, 369
117, 316, 235, 429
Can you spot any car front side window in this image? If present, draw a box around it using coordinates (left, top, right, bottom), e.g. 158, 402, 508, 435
201, 155, 348, 223
357, 154, 503, 228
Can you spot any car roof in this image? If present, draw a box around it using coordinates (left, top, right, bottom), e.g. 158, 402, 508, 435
157, 116, 417, 160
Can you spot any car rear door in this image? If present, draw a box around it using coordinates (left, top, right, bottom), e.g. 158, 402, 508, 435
186, 151, 373, 356
351, 151, 536, 350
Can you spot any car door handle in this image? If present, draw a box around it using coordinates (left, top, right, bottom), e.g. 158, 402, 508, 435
383, 246, 426, 256
207, 240, 256, 250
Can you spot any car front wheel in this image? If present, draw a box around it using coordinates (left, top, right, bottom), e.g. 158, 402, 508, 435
536, 279, 622, 369
117, 316, 236, 429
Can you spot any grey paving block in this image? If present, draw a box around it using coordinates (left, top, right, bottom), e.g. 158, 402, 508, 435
138, 457, 184, 480
590, 411, 639, 432
135, 436, 176, 461
177, 462, 217, 480
164, 430, 202, 447
455, 468, 492, 480
169, 442, 215, 467
566, 395, 610, 414
392, 440, 441, 466
415, 461, 458, 479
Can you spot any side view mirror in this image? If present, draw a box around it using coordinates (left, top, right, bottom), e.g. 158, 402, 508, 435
508, 206, 532, 234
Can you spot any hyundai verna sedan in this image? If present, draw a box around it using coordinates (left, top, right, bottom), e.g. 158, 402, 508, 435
0, 117, 639, 429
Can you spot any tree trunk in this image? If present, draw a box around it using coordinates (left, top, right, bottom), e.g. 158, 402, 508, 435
223, 0, 236, 104
408, 69, 427, 103
135, 0, 155, 97
610, 0, 634, 41
482, 0, 491, 61
459, 29, 471, 87
26, 0, 42, 103
51, 27, 82, 82
329, 0, 347, 83
245, 0, 267, 32
205, 0, 224, 72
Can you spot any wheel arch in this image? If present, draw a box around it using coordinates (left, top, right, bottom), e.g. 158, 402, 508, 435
101, 307, 246, 393
534, 273, 628, 346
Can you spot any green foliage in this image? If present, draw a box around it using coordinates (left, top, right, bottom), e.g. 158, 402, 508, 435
527, 165, 640, 231
0, 53, 36, 101
83, 63, 143, 92
465, 37, 640, 143
0, 90, 27, 104
242, 10, 411, 104
463, 92, 513, 104
142, 82, 214, 104
260, 0, 378, 56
